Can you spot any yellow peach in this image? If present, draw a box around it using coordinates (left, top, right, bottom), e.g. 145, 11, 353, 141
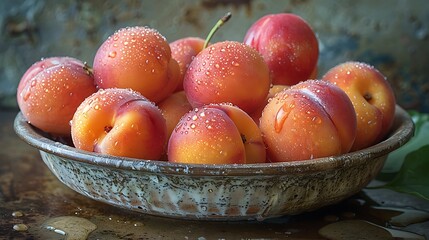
322, 61, 396, 151
71, 88, 167, 160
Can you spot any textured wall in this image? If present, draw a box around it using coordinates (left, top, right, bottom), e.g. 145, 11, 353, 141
1, 0, 428, 112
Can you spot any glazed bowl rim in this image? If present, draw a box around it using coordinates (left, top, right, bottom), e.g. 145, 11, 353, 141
13, 105, 414, 176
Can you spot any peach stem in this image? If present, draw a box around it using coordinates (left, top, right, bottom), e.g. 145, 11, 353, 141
203, 12, 232, 49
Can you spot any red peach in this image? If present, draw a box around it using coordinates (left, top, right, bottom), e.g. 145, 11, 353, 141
260, 80, 357, 162
244, 13, 319, 85
169, 37, 205, 92
17, 57, 97, 136
183, 41, 271, 114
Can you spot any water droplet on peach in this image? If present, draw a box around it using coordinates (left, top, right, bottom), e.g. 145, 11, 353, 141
22, 90, 31, 101
275, 104, 292, 133
108, 51, 117, 58
312, 116, 322, 124
175, 122, 184, 132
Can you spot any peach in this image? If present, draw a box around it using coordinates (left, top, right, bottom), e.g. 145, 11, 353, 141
168, 104, 266, 164
210, 103, 266, 164
71, 88, 167, 160
169, 37, 205, 92
322, 61, 396, 151
157, 91, 193, 139
17, 57, 97, 136
244, 13, 319, 85
260, 80, 357, 162
93, 26, 180, 103
183, 41, 271, 114
19, 57, 86, 85
249, 84, 290, 124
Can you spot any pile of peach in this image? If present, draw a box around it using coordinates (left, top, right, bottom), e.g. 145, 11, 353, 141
16, 13, 396, 164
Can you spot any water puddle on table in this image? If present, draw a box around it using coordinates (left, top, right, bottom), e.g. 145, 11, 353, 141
42, 216, 97, 240
319, 220, 425, 240
36, 193, 429, 239
314, 196, 429, 240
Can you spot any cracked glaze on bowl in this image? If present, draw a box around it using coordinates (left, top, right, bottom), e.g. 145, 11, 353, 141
14, 105, 414, 221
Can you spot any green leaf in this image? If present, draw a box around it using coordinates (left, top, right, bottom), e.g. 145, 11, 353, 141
381, 111, 429, 174
382, 145, 429, 200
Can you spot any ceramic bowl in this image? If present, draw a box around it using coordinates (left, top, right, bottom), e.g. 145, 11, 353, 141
14, 105, 414, 221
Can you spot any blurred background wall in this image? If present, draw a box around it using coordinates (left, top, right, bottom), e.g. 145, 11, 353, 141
1, 0, 428, 112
